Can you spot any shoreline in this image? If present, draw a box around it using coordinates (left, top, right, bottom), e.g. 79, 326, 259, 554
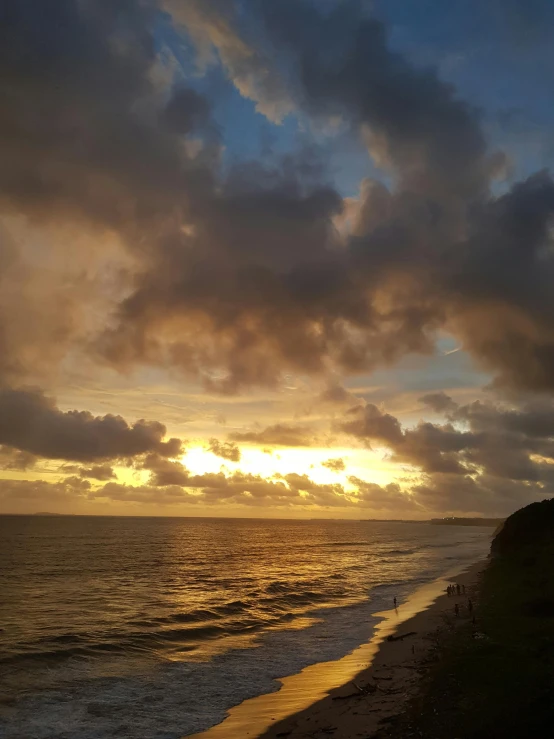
187, 558, 487, 739
262, 559, 485, 739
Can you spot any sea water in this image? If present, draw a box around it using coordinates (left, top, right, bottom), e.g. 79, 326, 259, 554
0, 515, 491, 738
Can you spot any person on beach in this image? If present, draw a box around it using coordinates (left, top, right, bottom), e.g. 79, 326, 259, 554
447, 585, 451, 597
393, 597, 397, 609
454, 603, 460, 617
468, 598, 473, 614
456, 583, 461, 596
462, 584, 466, 594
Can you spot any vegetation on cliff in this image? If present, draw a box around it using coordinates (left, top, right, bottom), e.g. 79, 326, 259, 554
383, 498, 554, 738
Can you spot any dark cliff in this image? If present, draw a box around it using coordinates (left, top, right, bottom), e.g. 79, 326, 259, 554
491, 498, 554, 559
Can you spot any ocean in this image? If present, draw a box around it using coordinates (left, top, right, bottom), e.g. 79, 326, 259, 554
0, 515, 491, 739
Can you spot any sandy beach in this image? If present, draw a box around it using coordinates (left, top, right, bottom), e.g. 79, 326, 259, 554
189, 559, 487, 739
260, 560, 485, 739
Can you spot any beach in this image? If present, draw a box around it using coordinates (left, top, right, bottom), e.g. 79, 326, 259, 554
189, 558, 486, 739
261, 560, 485, 739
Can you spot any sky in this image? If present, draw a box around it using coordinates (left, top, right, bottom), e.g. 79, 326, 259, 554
2, 0, 554, 519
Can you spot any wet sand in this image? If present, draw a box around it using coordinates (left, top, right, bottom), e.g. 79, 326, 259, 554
188, 559, 486, 739
261, 560, 484, 739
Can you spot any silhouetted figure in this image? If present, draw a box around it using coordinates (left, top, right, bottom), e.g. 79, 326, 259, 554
468, 598, 473, 614
446, 585, 451, 597
456, 583, 461, 596
454, 603, 460, 617
393, 597, 397, 609
462, 584, 466, 594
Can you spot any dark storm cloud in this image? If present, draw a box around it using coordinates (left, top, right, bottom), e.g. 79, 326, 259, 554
207, 438, 241, 462
229, 423, 315, 447
0, 388, 182, 462
2, 0, 554, 399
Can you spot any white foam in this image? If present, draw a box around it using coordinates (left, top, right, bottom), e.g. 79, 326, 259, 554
0, 535, 490, 738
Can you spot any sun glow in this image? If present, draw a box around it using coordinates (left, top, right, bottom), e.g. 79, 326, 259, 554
181, 444, 400, 488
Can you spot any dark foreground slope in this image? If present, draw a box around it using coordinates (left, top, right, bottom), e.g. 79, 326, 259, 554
381, 499, 554, 739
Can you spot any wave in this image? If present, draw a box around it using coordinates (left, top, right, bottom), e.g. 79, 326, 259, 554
1, 624, 230, 666
425, 541, 466, 549
317, 541, 371, 548
380, 548, 418, 556
2, 604, 338, 668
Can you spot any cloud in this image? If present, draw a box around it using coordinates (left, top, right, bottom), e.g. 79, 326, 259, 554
96, 0, 533, 396
443, 172, 554, 393
0, 0, 214, 230
259, 0, 492, 199
79, 464, 116, 481
5, 1, 554, 522
2, 0, 554, 405
208, 438, 241, 462
0, 388, 182, 462
0, 476, 91, 506
0, 226, 88, 388
141, 453, 189, 487
0, 1, 219, 390
419, 392, 460, 415
166, 0, 294, 122
93, 481, 195, 505
0, 445, 37, 471
339, 394, 554, 512
229, 423, 315, 447
339, 404, 404, 447
4, 417, 550, 515
319, 381, 361, 407
322, 457, 345, 472
0, 469, 417, 514
349, 476, 419, 512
